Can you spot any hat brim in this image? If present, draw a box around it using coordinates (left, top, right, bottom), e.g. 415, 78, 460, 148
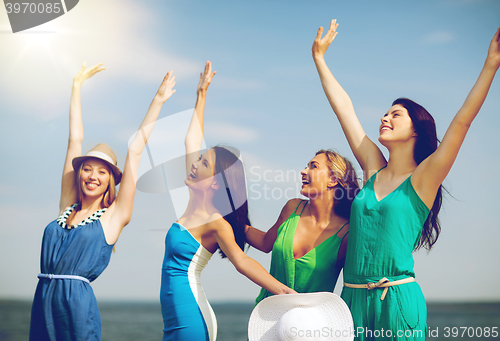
72, 155, 122, 185
248, 292, 354, 341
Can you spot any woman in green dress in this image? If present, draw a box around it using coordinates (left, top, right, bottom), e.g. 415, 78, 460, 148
312, 20, 500, 340
245, 149, 360, 304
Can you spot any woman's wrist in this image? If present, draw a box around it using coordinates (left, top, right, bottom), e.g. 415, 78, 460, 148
484, 58, 500, 72
152, 94, 167, 105
312, 53, 325, 63
196, 89, 207, 98
277, 284, 291, 295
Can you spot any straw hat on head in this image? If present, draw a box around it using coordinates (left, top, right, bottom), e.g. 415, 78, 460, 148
72, 143, 122, 184
248, 292, 354, 341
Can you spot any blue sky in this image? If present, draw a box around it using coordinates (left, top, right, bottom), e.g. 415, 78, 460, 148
1, 0, 499, 303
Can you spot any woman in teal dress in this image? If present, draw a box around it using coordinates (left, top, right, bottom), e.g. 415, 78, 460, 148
245, 149, 360, 304
312, 20, 500, 340
29, 64, 176, 340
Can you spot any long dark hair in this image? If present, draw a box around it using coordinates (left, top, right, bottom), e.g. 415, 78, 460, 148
392, 98, 442, 251
212, 146, 250, 258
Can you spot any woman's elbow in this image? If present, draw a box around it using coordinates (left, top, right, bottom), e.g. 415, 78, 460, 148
249, 242, 272, 253
262, 245, 273, 254
260, 238, 274, 253
233, 262, 245, 275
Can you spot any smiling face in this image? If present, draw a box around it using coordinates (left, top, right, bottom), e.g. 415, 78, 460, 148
79, 158, 111, 200
300, 154, 337, 199
378, 104, 417, 146
185, 149, 219, 191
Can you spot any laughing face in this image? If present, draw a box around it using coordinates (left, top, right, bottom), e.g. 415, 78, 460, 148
80, 158, 111, 199
378, 104, 417, 145
300, 153, 337, 199
185, 149, 218, 191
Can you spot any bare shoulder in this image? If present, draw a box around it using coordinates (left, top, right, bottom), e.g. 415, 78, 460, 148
282, 198, 304, 217
58, 203, 72, 217
206, 213, 232, 234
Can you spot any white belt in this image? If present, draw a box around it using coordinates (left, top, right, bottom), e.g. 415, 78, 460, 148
344, 277, 415, 301
38, 273, 90, 284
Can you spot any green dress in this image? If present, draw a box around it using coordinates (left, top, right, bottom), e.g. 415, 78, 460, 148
341, 168, 430, 340
256, 200, 348, 304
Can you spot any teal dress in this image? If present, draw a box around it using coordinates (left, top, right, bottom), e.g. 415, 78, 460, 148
341, 169, 430, 340
256, 200, 348, 304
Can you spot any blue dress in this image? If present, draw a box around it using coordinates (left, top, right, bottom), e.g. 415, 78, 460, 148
29, 204, 114, 341
160, 223, 216, 341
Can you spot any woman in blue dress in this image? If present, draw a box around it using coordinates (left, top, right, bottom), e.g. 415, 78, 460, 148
312, 21, 500, 340
29, 63, 177, 341
160, 61, 296, 341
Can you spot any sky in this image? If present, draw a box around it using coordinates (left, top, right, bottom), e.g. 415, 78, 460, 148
0, 0, 499, 305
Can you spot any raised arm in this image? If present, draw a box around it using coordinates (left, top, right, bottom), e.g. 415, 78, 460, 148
312, 20, 386, 177
413, 28, 500, 207
245, 199, 299, 253
185, 61, 216, 176
212, 219, 296, 295
59, 62, 105, 213
101, 72, 176, 244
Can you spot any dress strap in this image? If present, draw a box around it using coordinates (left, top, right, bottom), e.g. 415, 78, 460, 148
367, 166, 387, 184
335, 222, 349, 237
293, 200, 308, 216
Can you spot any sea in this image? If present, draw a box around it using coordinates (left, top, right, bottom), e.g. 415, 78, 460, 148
1, 300, 499, 341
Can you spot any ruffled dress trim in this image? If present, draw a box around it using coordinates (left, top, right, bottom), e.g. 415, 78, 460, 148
56, 203, 107, 229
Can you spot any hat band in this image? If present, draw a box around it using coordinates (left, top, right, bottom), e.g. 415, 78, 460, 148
85, 151, 116, 166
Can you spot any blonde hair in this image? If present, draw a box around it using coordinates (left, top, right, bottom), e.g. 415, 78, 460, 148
315, 149, 360, 219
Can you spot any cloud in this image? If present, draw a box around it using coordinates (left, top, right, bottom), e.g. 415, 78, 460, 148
420, 31, 455, 45
205, 121, 259, 144
0, 0, 199, 118
214, 76, 264, 91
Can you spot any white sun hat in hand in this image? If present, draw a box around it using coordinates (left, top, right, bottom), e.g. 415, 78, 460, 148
248, 292, 354, 341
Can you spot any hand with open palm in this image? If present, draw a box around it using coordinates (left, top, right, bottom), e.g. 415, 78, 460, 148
312, 19, 339, 62
73, 62, 105, 88
197, 60, 216, 95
